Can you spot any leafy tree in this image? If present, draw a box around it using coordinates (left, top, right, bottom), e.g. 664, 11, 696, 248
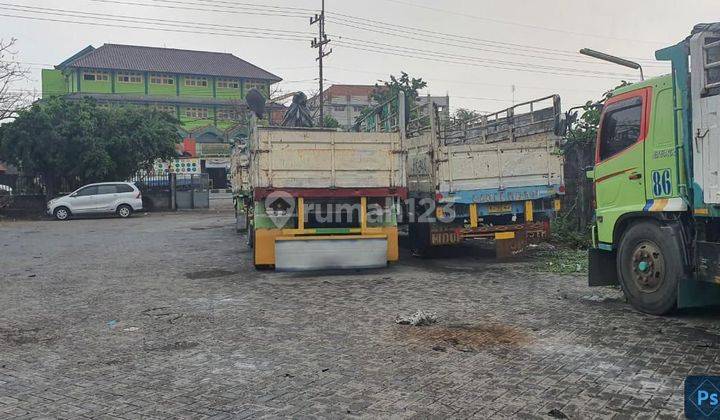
370, 71, 427, 104
559, 80, 631, 237
354, 72, 428, 129
453, 108, 481, 124
323, 114, 340, 129
0, 97, 179, 198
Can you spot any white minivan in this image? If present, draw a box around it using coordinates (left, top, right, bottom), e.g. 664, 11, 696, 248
47, 182, 143, 220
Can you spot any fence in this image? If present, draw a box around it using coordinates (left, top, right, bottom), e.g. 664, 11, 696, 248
130, 173, 209, 210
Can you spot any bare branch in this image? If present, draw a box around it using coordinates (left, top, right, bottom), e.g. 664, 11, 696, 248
0, 38, 31, 123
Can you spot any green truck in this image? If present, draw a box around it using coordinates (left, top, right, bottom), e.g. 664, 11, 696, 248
587, 23, 720, 314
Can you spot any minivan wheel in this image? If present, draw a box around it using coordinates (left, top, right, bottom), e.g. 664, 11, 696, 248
54, 206, 71, 221
117, 204, 133, 219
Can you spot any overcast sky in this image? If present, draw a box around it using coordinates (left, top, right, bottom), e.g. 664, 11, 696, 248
1, 0, 717, 113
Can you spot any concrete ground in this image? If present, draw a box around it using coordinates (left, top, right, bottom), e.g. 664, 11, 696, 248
1, 205, 720, 419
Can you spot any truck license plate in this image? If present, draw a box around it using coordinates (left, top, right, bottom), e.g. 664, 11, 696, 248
431, 230, 461, 246
488, 203, 512, 214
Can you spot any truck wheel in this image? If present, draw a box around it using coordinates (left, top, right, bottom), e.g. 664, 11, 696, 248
617, 221, 682, 315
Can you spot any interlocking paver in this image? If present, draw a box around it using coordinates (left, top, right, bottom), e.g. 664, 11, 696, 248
2, 210, 720, 418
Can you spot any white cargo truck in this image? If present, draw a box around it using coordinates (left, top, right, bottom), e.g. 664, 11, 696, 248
404, 95, 565, 257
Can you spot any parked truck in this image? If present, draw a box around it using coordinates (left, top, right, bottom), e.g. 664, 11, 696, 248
586, 23, 720, 314
402, 95, 565, 257
232, 115, 406, 271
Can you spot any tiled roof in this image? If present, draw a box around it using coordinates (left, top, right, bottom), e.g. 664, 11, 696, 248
323, 84, 378, 97
59, 44, 281, 82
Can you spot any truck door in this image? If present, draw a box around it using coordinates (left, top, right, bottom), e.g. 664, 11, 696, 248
594, 88, 650, 241
690, 31, 720, 205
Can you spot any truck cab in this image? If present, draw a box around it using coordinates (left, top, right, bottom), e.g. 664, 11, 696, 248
587, 23, 720, 314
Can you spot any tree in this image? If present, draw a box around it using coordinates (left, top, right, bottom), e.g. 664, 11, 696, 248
323, 114, 340, 129
0, 38, 30, 122
354, 72, 428, 128
0, 97, 180, 198
560, 81, 631, 234
371, 71, 427, 104
453, 108, 480, 124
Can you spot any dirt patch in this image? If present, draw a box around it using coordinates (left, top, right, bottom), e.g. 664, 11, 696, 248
184, 269, 237, 280
0, 326, 55, 346
146, 341, 199, 352
397, 323, 532, 352
189, 225, 225, 231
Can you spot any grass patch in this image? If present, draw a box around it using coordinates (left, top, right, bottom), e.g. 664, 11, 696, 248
531, 247, 588, 274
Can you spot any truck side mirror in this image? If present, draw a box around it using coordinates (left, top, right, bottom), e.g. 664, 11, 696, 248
585, 165, 595, 180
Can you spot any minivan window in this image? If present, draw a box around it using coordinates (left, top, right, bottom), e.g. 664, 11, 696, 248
97, 185, 117, 195
116, 184, 134, 193
76, 186, 98, 196
599, 96, 643, 161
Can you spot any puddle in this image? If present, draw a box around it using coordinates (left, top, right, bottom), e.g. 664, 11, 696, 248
184, 269, 237, 280
397, 323, 532, 352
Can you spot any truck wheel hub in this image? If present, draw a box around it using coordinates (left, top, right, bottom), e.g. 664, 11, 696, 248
631, 241, 665, 293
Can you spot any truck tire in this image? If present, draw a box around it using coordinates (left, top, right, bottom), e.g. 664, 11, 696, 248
616, 220, 682, 315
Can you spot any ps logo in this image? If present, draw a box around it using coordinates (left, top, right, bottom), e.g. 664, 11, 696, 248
686, 377, 720, 418
697, 389, 719, 407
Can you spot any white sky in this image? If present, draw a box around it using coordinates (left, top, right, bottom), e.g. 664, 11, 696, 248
1, 0, 718, 113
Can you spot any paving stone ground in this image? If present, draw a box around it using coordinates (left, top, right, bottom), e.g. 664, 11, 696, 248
1, 207, 720, 419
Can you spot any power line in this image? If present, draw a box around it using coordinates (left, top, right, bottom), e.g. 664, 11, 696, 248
0, 3, 314, 37
0, 12, 308, 42
86, 0, 667, 70
324, 65, 603, 94
87, 0, 305, 19
333, 41, 639, 81
178, 0, 315, 13
381, 0, 665, 45
332, 38, 638, 78
326, 16, 668, 68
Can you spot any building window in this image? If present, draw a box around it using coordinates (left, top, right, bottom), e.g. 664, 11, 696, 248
185, 107, 209, 119
244, 80, 267, 94
353, 106, 364, 112
83, 71, 109, 82
333, 105, 346, 112
217, 79, 240, 89
117, 72, 143, 84
150, 74, 174, 85
154, 105, 176, 115
185, 77, 208, 87
217, 108, 240, 121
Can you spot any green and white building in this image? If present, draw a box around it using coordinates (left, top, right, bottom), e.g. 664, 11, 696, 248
41, 44, 282, 187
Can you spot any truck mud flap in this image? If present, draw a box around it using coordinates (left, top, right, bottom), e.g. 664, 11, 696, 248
275, 236, 388, 271
588, 248, 619, 286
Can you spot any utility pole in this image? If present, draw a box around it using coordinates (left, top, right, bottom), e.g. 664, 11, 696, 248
311, 0, 331, 127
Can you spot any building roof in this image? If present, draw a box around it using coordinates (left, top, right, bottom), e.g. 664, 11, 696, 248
58, 44, 282, 82
323, 84, 378, 98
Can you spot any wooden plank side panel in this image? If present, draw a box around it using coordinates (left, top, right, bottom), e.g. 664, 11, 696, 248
252, 129, 405, 190
438, 138, 563, 193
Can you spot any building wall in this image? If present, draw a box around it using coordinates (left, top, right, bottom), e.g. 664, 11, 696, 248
41, 68, 270, 101
41, 69, 66, 97
324, 95, 373, 129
